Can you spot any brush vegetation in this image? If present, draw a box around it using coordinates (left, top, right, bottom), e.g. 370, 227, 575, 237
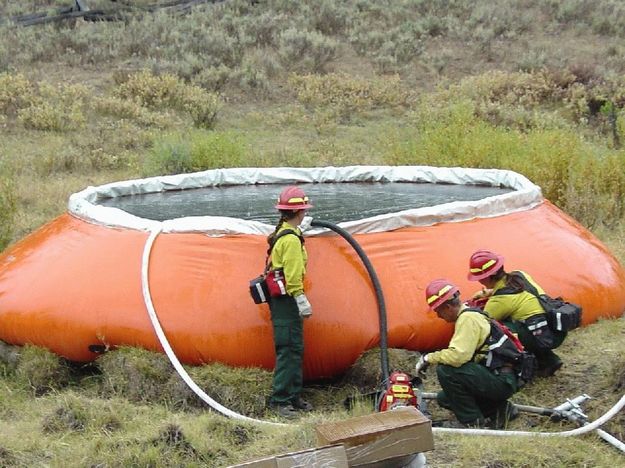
1, 0, 625, 466
0, 321, 623, 466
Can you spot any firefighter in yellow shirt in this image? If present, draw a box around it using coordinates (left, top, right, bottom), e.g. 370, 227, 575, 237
416, 279, 518, 428
467, 249, 566, 377
266, 186, 313, 419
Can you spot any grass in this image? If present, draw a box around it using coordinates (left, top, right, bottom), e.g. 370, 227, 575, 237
0, 320, 623, 466
1, 1, 625, 466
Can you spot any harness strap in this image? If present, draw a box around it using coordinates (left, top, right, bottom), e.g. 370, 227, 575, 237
264, 228, 304, 273
493, 270, 538, 297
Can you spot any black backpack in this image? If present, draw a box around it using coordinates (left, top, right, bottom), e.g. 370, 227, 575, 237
466, 308, 535, 385
495, 271, 582, 333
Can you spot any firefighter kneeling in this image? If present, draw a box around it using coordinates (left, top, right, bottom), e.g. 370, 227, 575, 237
417, 279, 527, 428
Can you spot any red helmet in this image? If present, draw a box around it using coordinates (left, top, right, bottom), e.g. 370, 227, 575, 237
467, 249, 504, 281
275, 186, 313, 210
425, 279, 459, 310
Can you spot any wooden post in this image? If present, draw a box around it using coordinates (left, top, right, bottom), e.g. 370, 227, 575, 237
75, 0, 90, 12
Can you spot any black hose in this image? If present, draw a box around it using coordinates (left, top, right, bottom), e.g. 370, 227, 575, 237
310, 219, 390, 383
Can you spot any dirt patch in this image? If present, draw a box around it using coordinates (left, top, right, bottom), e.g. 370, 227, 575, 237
339, 348, 418, 393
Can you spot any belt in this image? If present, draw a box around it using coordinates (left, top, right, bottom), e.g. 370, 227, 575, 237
498, 366, 515, 375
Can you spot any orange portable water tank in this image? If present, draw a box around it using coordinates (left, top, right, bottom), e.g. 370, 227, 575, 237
0, 166, 623, 380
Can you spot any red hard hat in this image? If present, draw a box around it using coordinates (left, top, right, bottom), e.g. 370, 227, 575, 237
467, 249, 504, 281
425, 279, 459, 310
275, 186, 313, 210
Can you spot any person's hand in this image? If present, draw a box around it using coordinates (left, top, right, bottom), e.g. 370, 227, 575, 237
299, 216, 313, 232
295, 294, 312, 318
465, 289, 493, 309
415, 354, 429, 374
472, 288, 493, 300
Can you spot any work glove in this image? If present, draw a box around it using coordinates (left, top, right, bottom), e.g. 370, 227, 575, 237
299, 216, 313, 232
295, 294, 313, 319
464, 288, 493, 309
415, 354, 429, 375
472, 288, 493, 300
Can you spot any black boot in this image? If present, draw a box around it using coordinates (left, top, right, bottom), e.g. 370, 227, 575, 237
292, 397, 313, 412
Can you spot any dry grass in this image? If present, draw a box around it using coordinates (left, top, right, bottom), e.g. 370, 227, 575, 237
0, 317, 623, 466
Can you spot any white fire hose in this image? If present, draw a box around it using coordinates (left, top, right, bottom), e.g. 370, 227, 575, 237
141, 226, 286, 427
141, 225, 624, 451
428, 392, 625, 452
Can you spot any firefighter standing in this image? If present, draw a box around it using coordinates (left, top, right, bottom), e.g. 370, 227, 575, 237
416, 279, 518, 428
267, 186, 314, 419
467, 249, 565, 377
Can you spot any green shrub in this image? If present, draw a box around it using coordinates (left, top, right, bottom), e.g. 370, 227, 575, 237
0, 166, 16, 251
384, 97, 625, 228
183, 363, 272, 417
289, 73, 412, 122
517, 49, 549, 73
347, 24, 425, 71
311, 0, 351, 35
93, 96, 171, 128
277, 28, 337, 73
42, 395, 124, 435
144, 130, 247, 175
191, 27, 243, 69
0, 29, 8, 72
178, 85, 222, 130
0, 73, 36, 117
97, 347, 174, 404
42, 399, 88, 433
115, 70, 222, 129
17, 82, 88, 132
240, 11, 286, 47
467, 1, 531, 38
236, 60, 271, 97
0, 341, 20, 377
192, 65, 234, 92
115, 70, 180, 109
349, 29, 386, 57
15, 345, 71, 396
236, 49, 282, 88
95, 347, 272, 416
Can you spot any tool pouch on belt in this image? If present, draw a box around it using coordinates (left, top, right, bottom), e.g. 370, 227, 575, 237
523, 313, 555, 350
265, 268, 288, 297
539, 296, 582, 332
249, 275, 270, 304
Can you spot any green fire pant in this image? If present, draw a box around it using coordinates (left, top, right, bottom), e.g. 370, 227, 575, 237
504, 320, 566, 371
268, 295, 304, 407
436, 362, 517, 424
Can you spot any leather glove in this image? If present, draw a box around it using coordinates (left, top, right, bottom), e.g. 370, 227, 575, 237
415, 354, 429, 374
472, 288, 493, 300
295, 294, 313, 318
299, 216, 313, 232
464, 289, 493, 309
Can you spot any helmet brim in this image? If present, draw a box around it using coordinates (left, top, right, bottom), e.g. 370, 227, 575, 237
427, 285, 459, 310
467, 257, 504, 281
275, 203, 313, 210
